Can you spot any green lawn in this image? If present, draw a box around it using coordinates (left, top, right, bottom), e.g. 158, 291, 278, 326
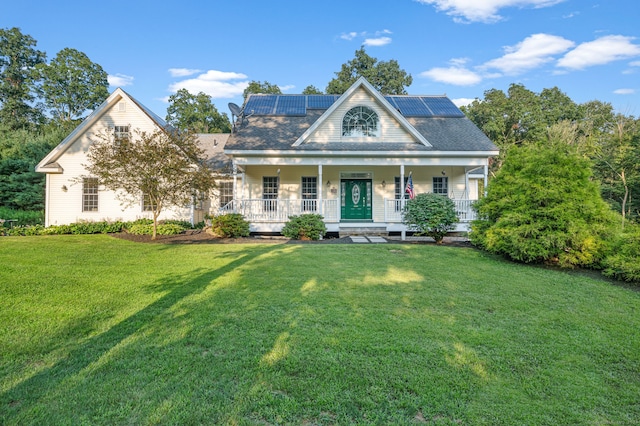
1, 236, 638, 425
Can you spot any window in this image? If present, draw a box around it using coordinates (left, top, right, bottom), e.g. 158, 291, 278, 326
114, 125, 130, 144
219, 181, 234, 208
433, 177, 448, 195
142, 193, 155, 212
263, 176, 278, 211
82, 178, 99, 212
301, 177, 317, 212
342, 106, 380, 137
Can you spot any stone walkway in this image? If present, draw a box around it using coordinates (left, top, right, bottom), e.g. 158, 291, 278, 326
348, 236, 388, 243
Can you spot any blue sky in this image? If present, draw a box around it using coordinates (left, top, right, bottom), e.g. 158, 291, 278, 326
4, 0, 639, 119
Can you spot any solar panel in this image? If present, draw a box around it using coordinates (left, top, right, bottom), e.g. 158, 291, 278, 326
275, 96, 306, 116
245, 95, 278, 115
384, 96, 400, 110
421, 97, 464, 117
307, 95, 339, 109
392, 96, 433, 117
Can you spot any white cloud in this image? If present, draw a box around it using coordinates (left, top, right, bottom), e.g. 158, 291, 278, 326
451, 97, 477, 107
415, 0, 565, 23
108, 73, 134, 87
420, 66, 482, 86
614, 88, 635, 95
558, 35, 640, 69
168, 68, 202, 77
630, 61, 640, 67
482, 33, 575, 75
364, 37, 392, 47
168, 70, 249, 99
340, 30, 392, 46
340, 32, 359, 41
280, 85, 295, 92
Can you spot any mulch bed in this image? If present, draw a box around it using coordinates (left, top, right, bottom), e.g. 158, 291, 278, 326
110, 229, 473, 247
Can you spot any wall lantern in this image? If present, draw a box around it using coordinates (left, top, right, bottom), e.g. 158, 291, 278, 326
61, 185, 68, 192
326, 180, 331, 187
381, 180, 386, 188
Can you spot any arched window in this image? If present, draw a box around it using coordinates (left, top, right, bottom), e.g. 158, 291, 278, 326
342, 106, 380, 137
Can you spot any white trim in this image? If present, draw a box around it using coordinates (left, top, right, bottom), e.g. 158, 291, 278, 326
292, 77, 432, 148
226, 149, 499, 158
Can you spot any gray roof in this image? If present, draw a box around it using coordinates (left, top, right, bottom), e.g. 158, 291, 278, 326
225, 109, 498, 153
197, 133, 232, 171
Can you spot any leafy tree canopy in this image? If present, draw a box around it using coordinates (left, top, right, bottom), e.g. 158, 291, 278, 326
39, 48, 109, 122
165, 89, 231, 133
242, 80, 281, 101
302, 85, 323, 95
83, 128, 217, 239
0, 27, 46, 129
326, 47, 412, 95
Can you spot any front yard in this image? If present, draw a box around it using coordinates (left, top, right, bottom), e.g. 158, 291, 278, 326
1, 235, 638, 425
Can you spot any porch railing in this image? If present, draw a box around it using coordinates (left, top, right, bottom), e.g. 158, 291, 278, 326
219, 199, 339, 222
218, 198, 476, 223
384, 198, 477, 223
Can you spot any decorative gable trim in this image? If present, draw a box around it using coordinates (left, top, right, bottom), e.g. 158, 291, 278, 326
292, 77, 432, 147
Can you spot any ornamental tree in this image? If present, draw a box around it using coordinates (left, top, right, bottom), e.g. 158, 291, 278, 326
402, 193, 458, 244
83, 128, 216, 239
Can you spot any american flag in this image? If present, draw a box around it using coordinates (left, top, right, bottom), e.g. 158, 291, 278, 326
405, 174, 415, 199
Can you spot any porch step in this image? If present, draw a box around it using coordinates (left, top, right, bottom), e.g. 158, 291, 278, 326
338, 226, 388, 238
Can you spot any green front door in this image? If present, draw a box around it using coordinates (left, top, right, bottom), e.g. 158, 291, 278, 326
341, 179, 372, 220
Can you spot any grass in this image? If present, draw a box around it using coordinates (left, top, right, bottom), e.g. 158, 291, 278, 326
0, 236, 639, 425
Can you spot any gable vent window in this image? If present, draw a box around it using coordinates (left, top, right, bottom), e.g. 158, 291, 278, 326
118, 102, 126, 112
342, 106, 380, 137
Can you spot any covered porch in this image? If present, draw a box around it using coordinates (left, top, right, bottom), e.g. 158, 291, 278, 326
216, 160, 487, 235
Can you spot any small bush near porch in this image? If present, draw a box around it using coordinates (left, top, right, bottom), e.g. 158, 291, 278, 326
1, 236, 639, 425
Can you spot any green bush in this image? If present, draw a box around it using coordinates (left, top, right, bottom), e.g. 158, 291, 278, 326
210, 213, 250, 238
0, 207, 44, 227
281, 214, 327, 240
128, 223, 186, 236
161, 219, 193, 229
602, 225, 640, 283
402, 193, 457, 244
470, 143, 616, 267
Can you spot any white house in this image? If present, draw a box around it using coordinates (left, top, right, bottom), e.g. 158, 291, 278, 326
35, 88, 225, 227
37, 78, 498, 235
222, 77, 498, 235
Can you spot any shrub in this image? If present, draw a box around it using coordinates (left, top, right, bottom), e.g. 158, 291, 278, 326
210, 213, 250, 238
402, 193, 457, 244
128, 223, 186, 236
0, 207, 44, 227
602, 225, 640, 283
281, 214, 327, 240
470, 143, 616, 267
161, 219, 193, 229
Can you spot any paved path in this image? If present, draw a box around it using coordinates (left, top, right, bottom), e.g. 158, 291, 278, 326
349, 236, 388, 243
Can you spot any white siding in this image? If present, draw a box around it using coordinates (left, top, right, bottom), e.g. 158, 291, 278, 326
306, 88, 418, 144
44, 99, 193, 226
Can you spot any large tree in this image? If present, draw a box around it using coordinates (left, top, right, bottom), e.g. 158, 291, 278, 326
326, 47, 412, 95
242, 80, 281, 101
165, 89, 231, 133
39, 48, 109, 122
83, 128, 217, 239
0, 27, 46, 129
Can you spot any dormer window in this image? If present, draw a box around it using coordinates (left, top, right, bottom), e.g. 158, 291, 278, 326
342, 106, 380, 137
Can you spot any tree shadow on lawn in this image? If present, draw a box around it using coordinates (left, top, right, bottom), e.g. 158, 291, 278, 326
0, 245, 277, 423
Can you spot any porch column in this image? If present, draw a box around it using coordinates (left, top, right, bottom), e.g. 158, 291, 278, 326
483, 162, 489, 195
318, 164, 323, 215
232, 162, 238, 200
400, 164, 406, 241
